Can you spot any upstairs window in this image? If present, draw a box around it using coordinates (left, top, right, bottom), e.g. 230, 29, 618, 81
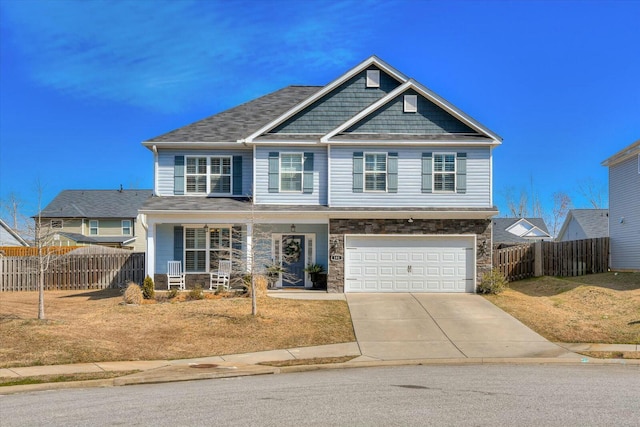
50, 220, 63, 229
89, 220, 99, 236
210, 156, 232, 194
122, 220, 132, 236
280, 153, 303, 192
186, 157, 207, 194
433, 153, 456, 192
365, 153, 387, 192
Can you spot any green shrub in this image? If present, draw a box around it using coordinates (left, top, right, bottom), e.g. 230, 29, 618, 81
123, 282, 143, 304
167, 288, 178, 299
477, 268, 508, 294
142, 276, 155, 300
188, 285, 204, 300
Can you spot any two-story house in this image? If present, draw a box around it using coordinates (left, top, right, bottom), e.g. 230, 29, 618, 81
141, 56, 502, 292
39, 189, 152, 252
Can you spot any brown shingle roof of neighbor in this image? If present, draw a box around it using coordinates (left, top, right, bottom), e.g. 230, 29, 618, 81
145, 86, 322, 143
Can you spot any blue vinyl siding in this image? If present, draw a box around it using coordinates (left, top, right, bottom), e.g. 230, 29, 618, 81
155, 223, 177, 274
346, 89, 477, 134
270, 67, 401, 134
156, 149, 253, 196
254, 147, 328, 205
329, 146, 491, 207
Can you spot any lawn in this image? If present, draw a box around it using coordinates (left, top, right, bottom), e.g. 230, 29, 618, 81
484, 272, 640, 345
0, 289, 355, 368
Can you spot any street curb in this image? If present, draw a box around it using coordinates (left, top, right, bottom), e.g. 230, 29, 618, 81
2, 356, 638, 395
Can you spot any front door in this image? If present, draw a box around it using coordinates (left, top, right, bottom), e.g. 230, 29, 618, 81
281, 235, 305, 287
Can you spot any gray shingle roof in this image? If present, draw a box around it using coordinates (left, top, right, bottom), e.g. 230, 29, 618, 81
493, 217, 551, 244
565, 209, 609, 239
140, 196, 497, 215
145, 86, 321, 143
40, 190, 153, 218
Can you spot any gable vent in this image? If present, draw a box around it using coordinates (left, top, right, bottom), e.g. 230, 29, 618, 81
366, 70, 380, 88
404, 95, 417, 113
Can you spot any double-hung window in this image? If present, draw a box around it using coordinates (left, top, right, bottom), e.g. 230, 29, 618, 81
89, 220, 99, 236
186, 157, 207, 194
280, 153, 303, 192
433, 153, 456, 192
122, 220, 132, 236
210, 156, 232, 194
184, 226, 232, 272
364, 153, 387, 191
185, 228, 207, 272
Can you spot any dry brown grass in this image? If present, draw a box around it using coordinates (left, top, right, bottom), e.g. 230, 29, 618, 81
484, 272, 640, 344
0, 289, 355, 368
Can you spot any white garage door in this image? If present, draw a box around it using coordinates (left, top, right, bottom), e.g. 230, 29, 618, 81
344, 235, 475, 293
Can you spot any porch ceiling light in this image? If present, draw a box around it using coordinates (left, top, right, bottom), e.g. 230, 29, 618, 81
291, 224, 296, 232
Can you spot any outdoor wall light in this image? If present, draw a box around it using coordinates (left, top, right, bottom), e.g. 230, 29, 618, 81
203, 224, 209, 233
620, 217, 625, 224
290, 224, 296, 232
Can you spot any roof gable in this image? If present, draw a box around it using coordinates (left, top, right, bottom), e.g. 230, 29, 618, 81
602, 139, 640, 167
557, 209, 609, 240
265, 65, 402, 136
0, 218, 29, 246
493, 217, 551, 243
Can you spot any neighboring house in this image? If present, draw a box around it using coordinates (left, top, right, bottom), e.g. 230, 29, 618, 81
493, 217, 551, 247
141, 56, 502, 293
38, 189, 153, 252
602, 139, 640, 271
556, 209, 609, 242
0, 218, 29, 247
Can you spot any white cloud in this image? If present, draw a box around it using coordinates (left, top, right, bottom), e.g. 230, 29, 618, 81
1, 0, 387, 112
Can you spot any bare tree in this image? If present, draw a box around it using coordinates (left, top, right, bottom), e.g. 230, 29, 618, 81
577, 177, 607, 209
1, 192, 25, 230
548, 192, 572, 238
504, 187, 529, 217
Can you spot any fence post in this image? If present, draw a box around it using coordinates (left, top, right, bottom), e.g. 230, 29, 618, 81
534, 241, 543, 277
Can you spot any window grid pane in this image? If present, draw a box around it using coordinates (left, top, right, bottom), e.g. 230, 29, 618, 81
364, 153, 387, 191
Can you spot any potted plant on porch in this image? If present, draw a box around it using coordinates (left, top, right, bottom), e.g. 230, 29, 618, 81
304, 263, 325, 289
264, 263, 285, 289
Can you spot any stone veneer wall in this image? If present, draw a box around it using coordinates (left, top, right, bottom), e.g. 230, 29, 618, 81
328, 218, 492, 293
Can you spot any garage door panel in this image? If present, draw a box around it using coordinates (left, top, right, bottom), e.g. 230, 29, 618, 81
345, 235, 475, 293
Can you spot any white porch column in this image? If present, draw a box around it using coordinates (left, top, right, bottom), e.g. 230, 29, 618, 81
246, 223, 253, 273
146, 222, 156, 278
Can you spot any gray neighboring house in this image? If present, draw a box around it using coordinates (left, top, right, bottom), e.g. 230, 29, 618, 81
493, 217, 551, 247
38, 189, 153, 252
556, 209, 609, 242
602, 139, 640, 271
0, 218, 29, 247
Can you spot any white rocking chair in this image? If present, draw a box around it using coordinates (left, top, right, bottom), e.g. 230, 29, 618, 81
167, 261, 185, 290
210, 260, 232, 290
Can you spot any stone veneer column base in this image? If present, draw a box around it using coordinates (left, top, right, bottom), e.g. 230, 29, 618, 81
327, 218, 492, 293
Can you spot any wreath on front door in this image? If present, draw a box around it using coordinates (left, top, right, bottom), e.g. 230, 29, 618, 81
283, 239, 301, 263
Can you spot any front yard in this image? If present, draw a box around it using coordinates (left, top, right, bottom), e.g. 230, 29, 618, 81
0, 289, 355, 368
484, 272, 640, 345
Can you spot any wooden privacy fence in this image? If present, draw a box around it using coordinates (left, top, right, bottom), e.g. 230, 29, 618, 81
493, 237, 609, 282
0, 252, 145, 291
542, 237, 609, 277
492, 244, 535, 282
0, 246, 83, 257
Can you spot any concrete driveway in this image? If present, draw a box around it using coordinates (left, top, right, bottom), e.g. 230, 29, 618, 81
346, 293, 576, 360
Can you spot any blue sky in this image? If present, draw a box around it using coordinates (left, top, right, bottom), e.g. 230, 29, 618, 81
1, 0, 638, 221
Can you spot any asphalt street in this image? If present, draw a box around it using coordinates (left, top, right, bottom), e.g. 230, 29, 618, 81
1, 364, 639, 426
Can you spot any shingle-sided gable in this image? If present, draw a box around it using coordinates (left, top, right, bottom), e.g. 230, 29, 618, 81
344, 89, 477, 135
268, 66, 402, 135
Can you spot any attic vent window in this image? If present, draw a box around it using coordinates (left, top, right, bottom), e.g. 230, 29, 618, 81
404, 95, 418, 113
51, 220, 63, 229
366, 70, 380, 88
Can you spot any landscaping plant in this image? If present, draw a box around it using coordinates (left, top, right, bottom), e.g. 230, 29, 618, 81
478, 268, 508, 294
123, 282, 143, 304
142, 276, 155, 300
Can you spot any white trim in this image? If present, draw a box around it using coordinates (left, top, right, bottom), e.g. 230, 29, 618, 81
152, 145, 159, 196
366, 69, 380, 88
327, 144, 332, 207
279, 152, 304, 193
89, 220, 99, 236
363, 152, 388, 192
403, 94, 418, 113
121, 219, 132, 236
243, 56, 408, 143
432, 152, 456, 193
252, 144, 257, 199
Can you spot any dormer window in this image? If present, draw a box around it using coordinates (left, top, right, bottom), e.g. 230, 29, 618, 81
404, 95, 418, 113
366, 70, 380, 88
